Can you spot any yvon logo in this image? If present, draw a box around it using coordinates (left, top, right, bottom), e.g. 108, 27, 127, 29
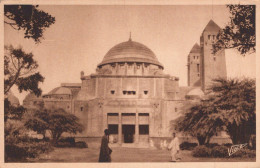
228, 143, 247, 156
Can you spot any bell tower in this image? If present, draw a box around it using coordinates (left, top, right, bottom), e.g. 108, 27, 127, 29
187, 43, 201, 87
200, 20, 227, 91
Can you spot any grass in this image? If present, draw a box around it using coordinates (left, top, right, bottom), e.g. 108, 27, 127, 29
27, 147, 256, 162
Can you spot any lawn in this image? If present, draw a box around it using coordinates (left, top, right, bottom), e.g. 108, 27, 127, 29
27, 147, 256, 162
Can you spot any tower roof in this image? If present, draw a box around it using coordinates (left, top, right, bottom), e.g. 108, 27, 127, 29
202, 19, 221, 33
190, 43, 200, 53
98, 39, 164, 68
46, 87, 72, 95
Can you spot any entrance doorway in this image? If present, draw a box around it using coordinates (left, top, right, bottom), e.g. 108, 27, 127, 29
122, 125, 135, 143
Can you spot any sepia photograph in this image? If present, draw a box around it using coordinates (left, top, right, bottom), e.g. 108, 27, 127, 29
2, 1, 258, 166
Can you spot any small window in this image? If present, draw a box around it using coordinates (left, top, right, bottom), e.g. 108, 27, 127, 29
67, 106, 70, 109
197, 64, 200, 73
122, 113, 136, 116
108, 113, 119, 116
144, 91, 148, 95
80, 107, 84, 111
213, 56, 216, 61
208, 35, 210, 40
132, 91, 136, 95
123, 91, 127, 95
197, 56, 199, 59
193, 56, 195, 59
127, 91, 132, 95
139, 125, 149, 135
139, 113, 149, 116
213, 35, 215, 40
198, 73, 200, 77
175, 108, 178, 112
111, 90, 115, 94
60, 97, 63, 100
108, 124, 118, 134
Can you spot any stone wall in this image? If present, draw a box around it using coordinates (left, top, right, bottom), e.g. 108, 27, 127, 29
200, 31, 227, 91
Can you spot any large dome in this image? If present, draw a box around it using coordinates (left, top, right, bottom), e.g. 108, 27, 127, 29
98, 39, 163, 68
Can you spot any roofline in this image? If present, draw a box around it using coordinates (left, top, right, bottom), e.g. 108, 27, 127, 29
97, 61, 164, 69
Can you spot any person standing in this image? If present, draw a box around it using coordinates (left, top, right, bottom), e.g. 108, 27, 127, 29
98, 129, 112, 162
168, 132, 180, 162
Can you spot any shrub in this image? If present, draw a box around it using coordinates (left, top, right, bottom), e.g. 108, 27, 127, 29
230, 148, 256, 158
211, 145, 229, 158
206, 143, 219, 148
180, 142, 198, 150
55, 142, 72, 148
5, 141, 53, 162
56, 137, 76, 147
192, 145, 211, 157
75, 141, 88, 148
249, 135, 256, 150
58, 137, 75, 144
223, 143, 233, 147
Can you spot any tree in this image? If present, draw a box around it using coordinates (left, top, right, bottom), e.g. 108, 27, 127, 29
207, 78, 255, 144
4, 98, 26, 122
25, 108, 85, 144
213, 5, 255, 55
173, 99, 224, 145
24, 109, 49, 139
4, 5, 55, 43
4, 45, 44, 96
174, 78, 255, 145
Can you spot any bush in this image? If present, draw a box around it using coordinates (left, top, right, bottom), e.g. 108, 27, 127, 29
180, 142, 198, 150
206, 143, 219, 148
249, 135, 256, 150
75, 141, 88, 148
223, 143, 233, 147
211, 145, 229, 158
59, 137, 75, 144
56, 137, 76, 147
5, 141, 53, 162
230, 148, 256, 158
192, 145, 211, 157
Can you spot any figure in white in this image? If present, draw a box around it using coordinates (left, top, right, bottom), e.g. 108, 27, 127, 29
160, 140, 164, 149
109, 135, 114, 144
168, 132, 180, 162
149, 139, 154, 148
163, 140, 168, 149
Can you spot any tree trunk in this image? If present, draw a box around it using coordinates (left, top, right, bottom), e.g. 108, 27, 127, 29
197, 135, 206, 145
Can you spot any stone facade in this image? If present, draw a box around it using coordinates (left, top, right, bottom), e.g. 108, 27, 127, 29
188, 20, 227, 91
23, 20, 231, 148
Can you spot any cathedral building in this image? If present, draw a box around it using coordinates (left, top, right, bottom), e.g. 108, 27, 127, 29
23, 20, 230, 147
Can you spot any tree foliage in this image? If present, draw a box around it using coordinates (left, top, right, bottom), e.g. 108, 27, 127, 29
175, 78, 255, 145
174, 99, 224, 145
207, 78, 255, 144
4, 45, 44, 96
4, 5, 55, 43
25, 108, 85, 144
4, 99, 26, 122
213, 5, 255, 55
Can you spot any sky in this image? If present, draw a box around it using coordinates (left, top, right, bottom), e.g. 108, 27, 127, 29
4, 5, 256, 103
